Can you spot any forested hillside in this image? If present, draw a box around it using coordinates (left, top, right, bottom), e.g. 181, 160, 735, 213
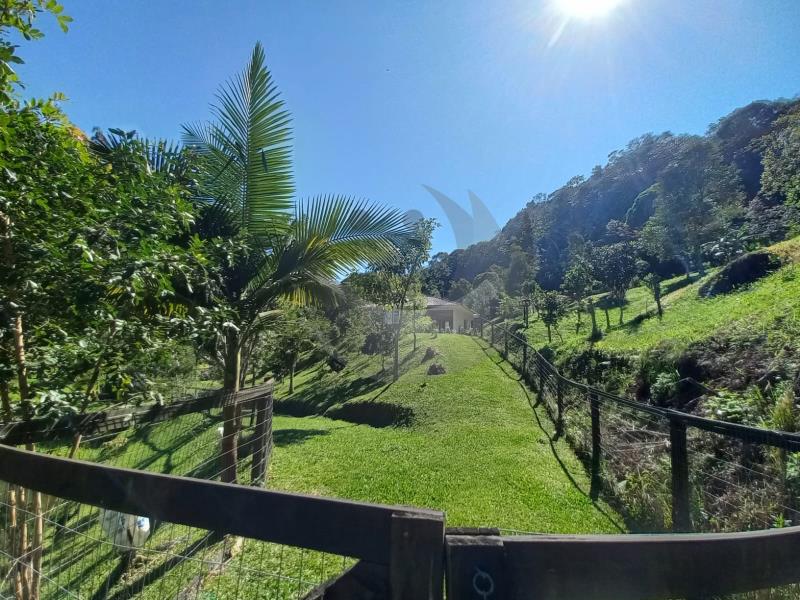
423, 98, 800, 298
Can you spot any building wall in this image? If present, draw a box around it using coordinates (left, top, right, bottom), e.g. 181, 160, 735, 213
426, 305, 475, 332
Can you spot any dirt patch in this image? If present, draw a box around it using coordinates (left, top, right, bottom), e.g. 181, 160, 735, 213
699, 250, 783, 297
427, 363, 446, 375
325, 401, 414, 428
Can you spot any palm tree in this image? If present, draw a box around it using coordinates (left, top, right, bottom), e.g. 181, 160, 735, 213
183, 43, 409, 483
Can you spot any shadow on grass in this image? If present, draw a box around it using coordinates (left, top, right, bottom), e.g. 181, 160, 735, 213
471, 336, 626, 533
273, 428, 330, 447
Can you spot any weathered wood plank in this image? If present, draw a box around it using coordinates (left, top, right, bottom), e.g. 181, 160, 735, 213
390, 511, 444, 600
501, 529, 800, 599
446, 535, 509, 600
0, 444, 442, 563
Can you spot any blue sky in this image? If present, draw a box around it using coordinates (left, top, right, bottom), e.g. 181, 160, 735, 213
17, 0, 800, 254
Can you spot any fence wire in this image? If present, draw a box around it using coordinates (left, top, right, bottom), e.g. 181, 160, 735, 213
0, 388, 352, 600
480, 320, 800, 536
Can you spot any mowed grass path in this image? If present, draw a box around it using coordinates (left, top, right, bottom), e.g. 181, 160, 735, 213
268, 334, 621, 534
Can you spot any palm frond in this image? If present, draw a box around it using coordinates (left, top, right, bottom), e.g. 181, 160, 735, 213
182, 42, 293, 235
239, 195, 410, 324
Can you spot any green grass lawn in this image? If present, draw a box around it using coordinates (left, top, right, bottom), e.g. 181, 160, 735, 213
267, 333, 620, 534
22, 331, 621, 599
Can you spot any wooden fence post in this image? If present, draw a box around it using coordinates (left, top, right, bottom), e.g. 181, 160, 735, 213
503, 324, 509, 358
536, 356, 544, 406
250, 382, 274, 487
480, 319, 484, 338
590, 390, 601, 501
556, 377, 564, 438
522, 344, 528, 383
670, 416, 692, 532
490, 322, 494, 346
390, 511, 445, 600
446, 533, 508, 600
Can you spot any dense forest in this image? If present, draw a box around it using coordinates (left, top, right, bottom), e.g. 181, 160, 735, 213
423, 98, 800, 302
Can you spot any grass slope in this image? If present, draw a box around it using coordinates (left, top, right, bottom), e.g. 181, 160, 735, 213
518, 237, 800, 359
268, 334, 621, 533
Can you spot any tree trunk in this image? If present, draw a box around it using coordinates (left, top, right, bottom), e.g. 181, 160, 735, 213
288, 359, 295, 394
12, 314, 30, 418
412, 308, 417, 351
393, 305, 404, 382
1, 379, 11, 421
603, 306, 610, 330
30, 481, 42, 600
618, 304, 624, 325
546, 324, 552, 343
221, 329, 241, 484
656, 297, 663, 318
588, 299, 599, 339
575, 308, 582, 333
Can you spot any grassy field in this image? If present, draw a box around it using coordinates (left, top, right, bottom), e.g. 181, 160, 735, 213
267, 333, 620, 533
515, 237, 800, 359
20, 332, 621, 599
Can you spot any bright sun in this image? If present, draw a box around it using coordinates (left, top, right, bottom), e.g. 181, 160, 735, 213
556, 0, 624, 19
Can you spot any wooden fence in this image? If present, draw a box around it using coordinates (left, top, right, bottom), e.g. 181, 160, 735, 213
3, 360, 800, 597
483, 320, 800, 533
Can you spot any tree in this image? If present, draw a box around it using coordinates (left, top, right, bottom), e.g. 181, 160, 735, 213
448, 278, 472, 300
594, 242, 639, 326
505, 246, 536, 295
183, 43, 410, 483
561, 256, 597, 335
760, 106, 800, 208
650, 138, 745, 276
537, 291, 569, 343
0, 1, 72, 105
462, 279, 500, 319
643, 273, 663, 318
345, 218, 436, 380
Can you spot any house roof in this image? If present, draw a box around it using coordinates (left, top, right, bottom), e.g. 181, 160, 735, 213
424, 297, 478, 317
425, 296, 460, 307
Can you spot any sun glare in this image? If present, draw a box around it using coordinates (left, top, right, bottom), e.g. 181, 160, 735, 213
555, 0, 624, 19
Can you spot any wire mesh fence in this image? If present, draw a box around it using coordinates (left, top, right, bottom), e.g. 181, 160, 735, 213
479, 320, 800, 535
0, 488, 352, 600
0, 382, 364, 600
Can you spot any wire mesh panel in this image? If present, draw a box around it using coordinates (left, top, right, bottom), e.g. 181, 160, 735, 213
594, 396, 672, 531
0, 487, 353, 599
688, 429, 800, 532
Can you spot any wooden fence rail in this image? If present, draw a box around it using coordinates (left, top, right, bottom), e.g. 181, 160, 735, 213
446, 528, 800, 599
0, 444, 445, 600
0, 382, 273, 446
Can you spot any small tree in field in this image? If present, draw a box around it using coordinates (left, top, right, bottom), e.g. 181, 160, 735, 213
594, 243, 638, 326
643, 273, 664, 318
537, 291, 569, 343
561, 257, 597, 335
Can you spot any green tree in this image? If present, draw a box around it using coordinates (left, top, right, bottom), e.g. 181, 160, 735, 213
448, 278, 472, 300
345, 218, 436, 380
183, 43, 410, 482
0, 0, 71, 105
561, 256, 597, 335
537, 291, 569, 343
594, 242, 638, 326
760, 106, 800, 207
650, 138, 744, 276
505, 246, 536, 295
643, 272, 664, 318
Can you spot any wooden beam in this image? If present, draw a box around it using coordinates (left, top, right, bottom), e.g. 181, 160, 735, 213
0, 445, 442, 563
501, 529, 800, 599
390, 511, 445, 600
